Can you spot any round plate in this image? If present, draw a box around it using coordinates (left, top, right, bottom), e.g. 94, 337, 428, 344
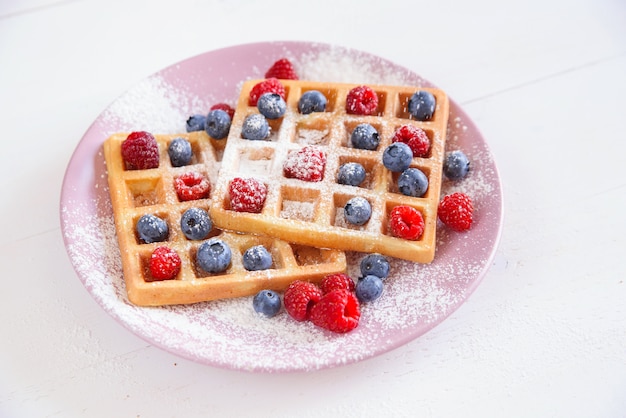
60, 41, 503, 373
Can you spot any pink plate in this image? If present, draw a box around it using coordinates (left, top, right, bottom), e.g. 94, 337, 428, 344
60, 41, 503, 373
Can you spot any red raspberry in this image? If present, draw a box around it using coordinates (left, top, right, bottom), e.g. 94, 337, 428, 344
210, 103, 235, 120
228, 177, 267, 213
310, 289, 361, 333
265, 58, 298, 80
283, 146, 326, 182
345, 85, 379, 115
149, 246, 181, 281
438, 192, 473, 231
248, 78, 286, 106
121, 131, 159, 170
392, 125, 430, 157
320, 273, 355, 294
389, 205, 425, 240
283, 280, 322, 322
174, 172, 210, 201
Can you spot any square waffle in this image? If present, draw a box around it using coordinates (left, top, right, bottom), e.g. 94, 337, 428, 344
210, 79, 449, 263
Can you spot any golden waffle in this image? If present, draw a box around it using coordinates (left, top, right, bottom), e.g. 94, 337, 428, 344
103, 131, 347, 306
210, 80, 449, 263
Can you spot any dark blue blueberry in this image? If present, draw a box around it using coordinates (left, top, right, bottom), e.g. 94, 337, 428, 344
337, 162, 366, 187
298, 90, 327, 114
257, 93, 286, 119
408, 90, 436, 121
398, 167, 429, 197
242, 245, 273, 271
383, 142, 413, 172
186, 114, 206, 132
443, 150, 470, 180
344, 197, 372, 226
196, 238, 232, 273
241, 114, 270, 140
136, 214, 168, 244
205, 109, 231, 139
350, 123, 379, 150
252, 289, 282, 317
168, 137, 193, 167
360, 253, 390, 279
355, 275, 384, 303
180, 207, 212, 240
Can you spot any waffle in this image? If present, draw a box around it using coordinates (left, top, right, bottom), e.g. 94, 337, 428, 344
210, 80, 449, 263
103, 131, 347, 306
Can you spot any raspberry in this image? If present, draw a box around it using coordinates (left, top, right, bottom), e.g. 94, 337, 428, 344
438, 192, 473, 231
148, 246, 181, 281
392, 125, 430, 157
283, 146, 326, 182
310, 289, 361, 333
174, 172, 210, 201
228, 177, 267, 213
320, 273, 355, 294
264, 58, 298, 80
345, 85, 378, 115
389, 205, 425, 240
248, 78, 286, 106
283, 280, 322, 322
121, 131, 159, 170
210, 103, 235, 120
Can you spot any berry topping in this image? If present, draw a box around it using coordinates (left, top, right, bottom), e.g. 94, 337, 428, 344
383, 142, 413, 172
389, 205, 425, 240
320, 273, 355, 294
253, 290, 282, 318
186, 114, 206, 132
168, 137, 192, 167
408, 90, 436, 121
360, 253, 390, 279
355, 275, 384, 303
350, 123, 380, 150
337, 162, 366, 187
392, 125, 430, 158
241, 114, 270, 140
149, 246, 181, 281
257, 93, 286, 119
264, 58, 298, 80
210, 102, 235, 120
196, 238, 232, 273
174, 172, 210, 201
205, 109, 231, 139
443, 150, 471, 180
121, 131, 159, 170
283, 146, 326, 182
248, 78, 286, 106
136, 214, 169, 244
283, 280, 322, 322
345, 85, 378, 115
180, 207, 212, 240
438, 192, 474, 231
228, 177, 267, 213
298, 90, 327, 114
309, 289, 360, 333
242, 245, 273, 271
398, 167, 429, 197
344, 196, 372, 226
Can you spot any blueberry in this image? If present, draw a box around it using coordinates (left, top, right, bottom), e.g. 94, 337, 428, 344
242, 245, 273, 271
337, 162, 366, 187
253, 289, 281, 317
136, 214, 168, 244
443, 150, 470, 180
241, 114, 270, 140
186, 114, 206, 132
350, 123, 379, 150
398, 167, 429, 197
360, 253, 390, 279
257, 93, 286, 119
355, 275, 384, 303
205, 109, 231, 139
168, 137, 193, 167
196, 238, 232, 273
383, 142, 413, 172
180, 207, 212, 240
298, 90, 327, 114
408, 90, 436, 121
344, 196, 372, 226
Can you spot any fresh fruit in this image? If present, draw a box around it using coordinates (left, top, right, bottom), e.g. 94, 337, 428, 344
283, 146, 326, 182
265, 58, 298, 80
186, 114, 206, 132
397, 167, 429, 197
121, 131, 159, 170
337, 162, 366, 187
210, 102, 235, 119
383, 142, 413, 172
257, 93, 286, 119
355, 275, 384, 303
149, 246, 181, 280
344, 197, 372, 226
320, 273, 355, 294
443, 150, 470, 180
360, 253, 390, 279
168, 137, 192, 167
346, 85, 378, 115
389, 205, 424, 240
283, 280, 322, 321
205, 109, 231, 139
196, 238, 232, 273
180, 207, 212, 240
350, 123, 380, 150
408, 90, 436, 121
228, 177, 267, 213
241, 114, 270, 140
242, 245, 273, 271
136, 214, 168, 244
252, 290, 282, 317
249, 78, 286, 106
438, 192, 473, 231
392, 125, 430, 157
174, 172, 210, 201
309, 289, 360, 333
298, 90, 327, 114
